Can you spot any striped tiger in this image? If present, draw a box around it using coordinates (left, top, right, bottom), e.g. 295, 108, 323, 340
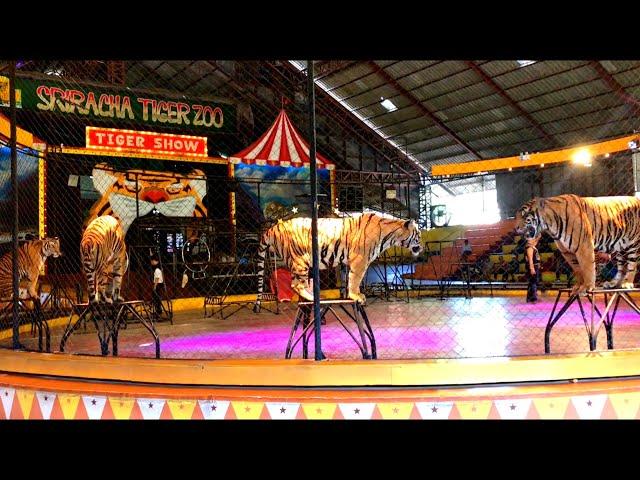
81, 215, 127, 304
254, 212, 422, 312
0, 238, 61, 300
84, 162, 208, 234
515, 194, 640, 295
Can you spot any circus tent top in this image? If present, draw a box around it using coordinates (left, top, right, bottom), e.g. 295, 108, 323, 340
229, 109, 335, 170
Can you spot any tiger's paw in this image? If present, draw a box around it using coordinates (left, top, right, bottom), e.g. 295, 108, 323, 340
348, 292, 367, 304
602, 280, 618, 289
296, 287, 314, 302
620, 282, 635, 290
570, 284, 589, 297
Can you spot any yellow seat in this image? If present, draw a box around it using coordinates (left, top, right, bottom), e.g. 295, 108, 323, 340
502, 244, 516, 254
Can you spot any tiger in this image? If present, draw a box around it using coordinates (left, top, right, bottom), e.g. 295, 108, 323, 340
515, 194, 640, 295
0, 238, 61, 300
80, 215, 127, 304
253, 212, 423, 312
84, 162, 208, 234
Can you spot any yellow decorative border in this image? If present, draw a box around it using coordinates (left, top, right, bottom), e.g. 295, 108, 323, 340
60, 146, 227, 165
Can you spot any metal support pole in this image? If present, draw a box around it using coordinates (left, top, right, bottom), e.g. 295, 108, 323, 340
10, 62, 20, 348
307, 60, 323, 361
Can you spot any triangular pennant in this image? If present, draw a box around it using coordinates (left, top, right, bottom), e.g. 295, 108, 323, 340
377, 403, 414, 419
58, 394, 81, 419
448, 404, 461, 419
49, 397, 64, 419
301, 403, 337, 420
600, 397, 617, 419
198, 400, 231, 420
493, 399, 533, 420
409, 404, 422, 420
0, 387, 15, 420
487, 403, 501, 419
82, 396, 107, 420
338, 403, 376, 420
136, 398, 166, 420
109, 397, 136, 420
571, 394, 608, 419
36, 392, 56, 420
160, 403, 173, 419
265, 402, 300, 420
10, 395, 23, 419
296, 406, 306, 420
75, 399, 89, 420
129, 401, 143, 420
415, 401, 454, 420
16, 390, 35, 420
29, 396, 43, 419
608, 392, 640, 419
455, 400, 493, 419
533, 397, 571, 419
231, 401, 264, 420
167, 400, 197, 420
526, 402, 540, 419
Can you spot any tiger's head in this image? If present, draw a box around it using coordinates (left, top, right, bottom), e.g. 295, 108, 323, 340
515, 198, 545, 239
398, 219, 423, 256
87, 163, 208, 234
38, 237, 62, 258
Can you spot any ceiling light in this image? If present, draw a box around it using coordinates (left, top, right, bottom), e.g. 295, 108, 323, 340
572, 148, 592, 167
517, 60, 536, 68
604, 153, 610, 158
380, 98, 397, 112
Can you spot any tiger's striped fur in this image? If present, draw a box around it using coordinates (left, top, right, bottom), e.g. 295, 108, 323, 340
515, 194, 640, 294
254, 212, 422, 311
0, 238, 61, 300
80, 215, 127, 303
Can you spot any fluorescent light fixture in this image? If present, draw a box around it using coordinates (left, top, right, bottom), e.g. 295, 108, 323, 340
219, 152, 228, 159
572, 148, 592, 167
517, 60, 536, 68
380, 98, 397, 112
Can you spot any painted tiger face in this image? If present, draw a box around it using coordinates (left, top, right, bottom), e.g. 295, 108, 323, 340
515, 199, 542, 239
399, 219, 423, 256
88, 162, 208, 234
41, 237, 62, 258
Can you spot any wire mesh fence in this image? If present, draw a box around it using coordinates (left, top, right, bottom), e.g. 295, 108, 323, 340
1, 60, 640, 360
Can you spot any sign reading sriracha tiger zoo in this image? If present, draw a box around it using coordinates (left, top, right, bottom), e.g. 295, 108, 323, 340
0, 75, 236, 132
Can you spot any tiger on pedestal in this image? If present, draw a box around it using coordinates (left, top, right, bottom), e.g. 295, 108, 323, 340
253, 212, 423, 312
516, 194, 640, 296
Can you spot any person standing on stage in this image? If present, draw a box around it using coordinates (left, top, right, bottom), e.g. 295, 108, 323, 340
525, 236, 541, 303
150, 254, 164, 319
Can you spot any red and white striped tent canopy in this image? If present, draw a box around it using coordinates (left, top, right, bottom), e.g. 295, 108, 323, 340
229, 109, 335, 170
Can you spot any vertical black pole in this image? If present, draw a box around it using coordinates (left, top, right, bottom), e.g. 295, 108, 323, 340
307, 60, 323, 361
10, 62, 20, 349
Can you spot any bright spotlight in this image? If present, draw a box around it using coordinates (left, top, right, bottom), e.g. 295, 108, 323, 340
572, 148, 592, 167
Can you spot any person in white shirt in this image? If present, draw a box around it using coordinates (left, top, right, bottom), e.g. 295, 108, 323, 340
151, 255, 163, 318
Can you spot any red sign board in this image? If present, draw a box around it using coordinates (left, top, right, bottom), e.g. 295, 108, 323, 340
86, 127, 208, 157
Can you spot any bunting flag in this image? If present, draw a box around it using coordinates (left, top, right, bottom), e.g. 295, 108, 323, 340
1, 381, 640, 419
229, 110, 335, 170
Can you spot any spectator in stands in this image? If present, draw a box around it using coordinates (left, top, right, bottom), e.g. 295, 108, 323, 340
525, 237, 541, 302
461, 239, 472, 259
505, 253, 520, 282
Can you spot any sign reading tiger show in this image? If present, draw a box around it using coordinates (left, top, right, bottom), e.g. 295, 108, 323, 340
86, 127, 208, 157
0, 76, 236, 132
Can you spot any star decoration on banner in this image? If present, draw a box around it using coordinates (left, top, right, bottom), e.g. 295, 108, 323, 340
333, 207, 341, 215
91, 399, 97, 405
4, 391, 8, 396
431, 406, 438, 413
211, 405, 217, 411
245, 406, 251, 412
471, 405, 477, 412
316, 408, 323, 414
280, 407, 286, 414
44, 396, 49, 402
510, 404, 516, 411
354, 408, 360, 415
392, 408, 399, 414
291, 207, 299, 214
587, 400, 592, 407
148, 403, 154, 409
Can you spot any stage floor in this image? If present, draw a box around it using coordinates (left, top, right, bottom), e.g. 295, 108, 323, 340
9, 291, 640, 360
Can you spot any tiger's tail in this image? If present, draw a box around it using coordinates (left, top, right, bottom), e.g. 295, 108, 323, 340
253, 229, 271, 314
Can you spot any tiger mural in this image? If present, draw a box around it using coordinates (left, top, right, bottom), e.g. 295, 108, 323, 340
0, 238, 61, 300
84, 162, 208, 234
80, 215, 127, 304
515, 194, 640, 295
254, 212, 423, 312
